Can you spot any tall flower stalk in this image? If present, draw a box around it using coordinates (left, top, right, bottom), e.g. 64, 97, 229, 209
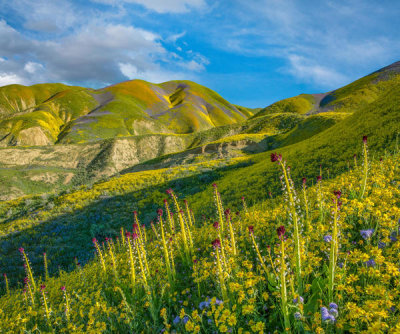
277, 226, 290, 332
126, 232, 136, 289
164, 199, 175, 234
133, 233, 149, 290
167, 189, 191, 261
360, 135, 369, 199
3, 274, 9, 295
212, 239, 227, 300
120, 227, 126, 248
225, 210, 237, 256
213, 222, 227, 267
316, 175, 324, 219
61, 286, 70, 320
43, 252, 49, 281
328, 191, 341, 303
213, 184, 225, 232
40, 284, 50, 320
302, 178, 310, 233
249, 226, 277, 278
158, 210, 174, 285
271, 153, 302, 294
19, 248, 36, 291
92, 239, 106, 273
106, 238, 118, 279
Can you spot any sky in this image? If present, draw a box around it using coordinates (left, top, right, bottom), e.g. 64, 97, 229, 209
0, 0, 399, 107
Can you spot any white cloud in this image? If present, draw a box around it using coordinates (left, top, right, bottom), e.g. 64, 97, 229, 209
287, 55, 348, 87
0, 17, 207, 87
179, 60, 205, 72
166, 31, 186, 43
119, 62, 192, 83
206, 0, 400, 90
0, 73, 25, 86
92, 0, 206, 13
24, 62, 44, 74
2, 0, 79, 33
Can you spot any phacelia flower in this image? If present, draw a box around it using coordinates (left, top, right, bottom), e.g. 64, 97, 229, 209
277, 225, 286, 239
199, 300, 210, 310
329, 303, 338, 310
271, 152, 282, 162
294, 312, 302, 320
365, 258, 376, 267
173, 316, 180, 325
360, 229, 374, 240
329, 308, 339, 317
321, 307, 336, 323
333, 190, 342, 198
212, 239, 221, 249
293, 296, 304, 304
324, 235, 332, 242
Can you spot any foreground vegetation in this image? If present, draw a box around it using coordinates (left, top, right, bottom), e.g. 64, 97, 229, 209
1, 137, 399, 333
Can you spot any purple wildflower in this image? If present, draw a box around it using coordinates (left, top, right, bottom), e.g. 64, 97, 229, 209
324, 235, 332, 242
321, 307, 336, 323
329, 303, 338, 310
293, 296, 304, 304
360, 229, 374, 240
365, 258, 376, 267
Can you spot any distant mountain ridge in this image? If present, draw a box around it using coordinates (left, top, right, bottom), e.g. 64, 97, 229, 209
0, 80, 254, 147
254, 60, 400, 118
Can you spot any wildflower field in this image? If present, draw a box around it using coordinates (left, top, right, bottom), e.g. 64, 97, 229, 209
0, 136, 399, 333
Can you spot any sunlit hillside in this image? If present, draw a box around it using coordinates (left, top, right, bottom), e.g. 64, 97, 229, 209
0, 62, 399, 201
1, 138, 399, 333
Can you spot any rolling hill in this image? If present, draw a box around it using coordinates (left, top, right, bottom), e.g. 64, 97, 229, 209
0, 61, 399, 285
0, 62, 399, 202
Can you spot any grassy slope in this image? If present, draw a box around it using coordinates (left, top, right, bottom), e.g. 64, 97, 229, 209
0, 76, 398, 285
0, 150, 399, 333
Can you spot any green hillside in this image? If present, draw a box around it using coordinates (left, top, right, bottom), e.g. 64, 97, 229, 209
0, 60, 399, 333
0, 142, 399, 333
0, 61, 399, 287
0, 80, 253, 147
0, 62, 398, 202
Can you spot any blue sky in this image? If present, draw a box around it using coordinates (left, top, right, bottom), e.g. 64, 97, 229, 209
0, 0, 399, 107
